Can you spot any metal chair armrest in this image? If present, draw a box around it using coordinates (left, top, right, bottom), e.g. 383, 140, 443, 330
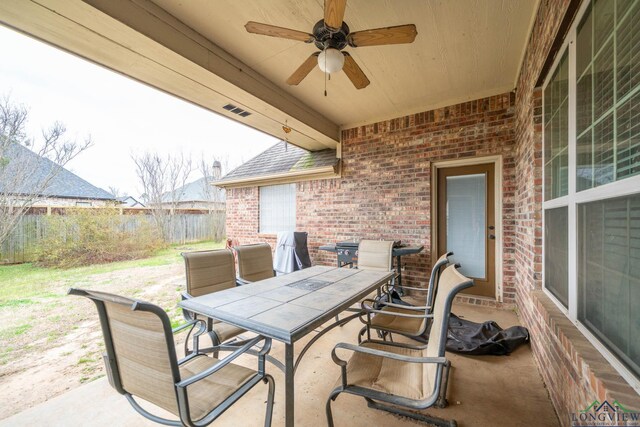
395, 285, 430, 292
331, 341, 446, 388
177, 335, 270, 388
172, 319, 204, 334
334, 342, 447, 365
360, 305, 433, 319
374, 301, 431, 311
173, 319, 206, 356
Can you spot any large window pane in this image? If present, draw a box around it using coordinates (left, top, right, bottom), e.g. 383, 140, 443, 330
593, 113, 615, 185
576, 3, 593, 78
575, 0, 640, 191
545, 207, 569, 307
544, 51, 569, 201
259, 184, 296, 233
616, 91, 640, 180
577, 70, 593, 135
593, 38, 614, 121
578, 194, 640, 378
616, 0, 639, 100
577, 130, 594, 190
593, 0, 614, 55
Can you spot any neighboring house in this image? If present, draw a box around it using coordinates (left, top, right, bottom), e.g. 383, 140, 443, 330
115, 196, 145, 208
159, 161, 226, 210
216, 141, 339, 234
0, 143, 115, 207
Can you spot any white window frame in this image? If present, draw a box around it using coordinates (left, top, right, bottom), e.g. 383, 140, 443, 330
542, 0, 640, 393
259, 183, 296, 234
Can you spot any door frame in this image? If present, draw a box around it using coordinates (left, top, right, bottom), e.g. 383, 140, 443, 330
431, 155, 503, 302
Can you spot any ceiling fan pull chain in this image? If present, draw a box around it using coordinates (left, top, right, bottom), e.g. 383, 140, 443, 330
324, 71, 327, 97
324, 53, 328, 96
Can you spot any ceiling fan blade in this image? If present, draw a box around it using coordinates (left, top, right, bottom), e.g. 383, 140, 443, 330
245, 21, 314, 43
342, 53, 370, 89
286, 53, 320, 85
348, 24, 417, 47
324, 0, 347, 30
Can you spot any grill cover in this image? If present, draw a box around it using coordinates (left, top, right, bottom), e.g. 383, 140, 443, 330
274, 232, 312, 275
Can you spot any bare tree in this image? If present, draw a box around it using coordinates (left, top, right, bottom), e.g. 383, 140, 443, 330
0, 95, 92, 246
132, 151, 193, 241
108, 186, 121, 198
198, 155, 228, 240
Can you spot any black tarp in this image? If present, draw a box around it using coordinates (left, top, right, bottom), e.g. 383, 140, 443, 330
444, 314, 530, 355
372, 293, 530, 355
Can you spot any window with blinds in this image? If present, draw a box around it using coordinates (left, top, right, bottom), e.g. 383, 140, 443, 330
259, 184, 296, 234
576, 0, 640, 190
545, 207, 569, 307
578, 194, 640, 378
543, 0, 640, 385
544, 50, 569, 201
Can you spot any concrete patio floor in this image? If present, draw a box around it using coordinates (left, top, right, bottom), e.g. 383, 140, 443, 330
1, 303, 560, 427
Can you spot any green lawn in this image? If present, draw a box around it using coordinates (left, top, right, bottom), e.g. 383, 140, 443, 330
0, 239, 226, 417
0, 240, 225, 301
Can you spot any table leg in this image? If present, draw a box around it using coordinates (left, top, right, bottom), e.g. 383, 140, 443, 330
285, 342, 295, 427
395, 255, 404, 295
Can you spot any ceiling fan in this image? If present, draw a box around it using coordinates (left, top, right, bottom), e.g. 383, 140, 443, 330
245, 0, 417, 90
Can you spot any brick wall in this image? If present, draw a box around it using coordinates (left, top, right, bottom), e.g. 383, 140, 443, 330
513, 0, 640, 424
226, 2, 640, 422
227, 92, 517, 302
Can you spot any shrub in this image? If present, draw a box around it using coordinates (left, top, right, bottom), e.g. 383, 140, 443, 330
36, 208, 164, 268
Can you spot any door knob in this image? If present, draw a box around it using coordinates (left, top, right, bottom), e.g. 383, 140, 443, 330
488, 225, 495, 230
489, 234, 496, 240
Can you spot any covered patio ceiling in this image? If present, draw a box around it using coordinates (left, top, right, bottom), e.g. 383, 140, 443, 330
0, 0, 538, 151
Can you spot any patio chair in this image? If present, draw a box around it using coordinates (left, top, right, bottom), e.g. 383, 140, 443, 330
182, 250, 246, 355
335, 240, 396, 322
68, 288, 275, 427
326, 264, 473, 427
234, 243, 275, 284
358, 252, 453, 343
355, 239, 396, 293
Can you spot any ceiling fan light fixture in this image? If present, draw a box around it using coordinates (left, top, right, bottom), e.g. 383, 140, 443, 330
317, 48, 344, 74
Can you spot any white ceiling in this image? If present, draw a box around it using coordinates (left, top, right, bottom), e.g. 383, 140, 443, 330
0, 0, 538, 150
151, 0, 538, 128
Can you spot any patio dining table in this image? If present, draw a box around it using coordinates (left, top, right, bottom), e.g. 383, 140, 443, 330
179, 265, 393, 427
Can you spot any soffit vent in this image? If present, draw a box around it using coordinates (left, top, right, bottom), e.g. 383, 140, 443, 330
222, 103, 252, 118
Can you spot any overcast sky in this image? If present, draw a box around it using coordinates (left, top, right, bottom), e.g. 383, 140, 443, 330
0, 25, 278, 198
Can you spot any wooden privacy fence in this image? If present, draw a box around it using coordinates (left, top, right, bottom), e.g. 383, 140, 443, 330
1, 208, 226, 264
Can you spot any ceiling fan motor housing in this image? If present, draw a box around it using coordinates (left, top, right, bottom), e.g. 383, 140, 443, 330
313, 19, 349, 51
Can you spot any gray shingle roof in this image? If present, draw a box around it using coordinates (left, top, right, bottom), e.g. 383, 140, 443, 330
220, 141, 338, 182
0, 143, 114, 200
161, 176, 225, 203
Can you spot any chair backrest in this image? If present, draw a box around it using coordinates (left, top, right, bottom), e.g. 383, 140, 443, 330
426, 251, 453, 311
357, 240, 394, 271
68, 288, 180, 415
424, 265, 473, 389
182, 249, 237, 297
235, 243, 274, 282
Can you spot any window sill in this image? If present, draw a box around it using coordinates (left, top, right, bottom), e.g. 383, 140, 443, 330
531, 290, 640, 408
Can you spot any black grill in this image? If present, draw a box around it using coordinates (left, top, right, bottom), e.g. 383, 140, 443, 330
335, 241, 360, 267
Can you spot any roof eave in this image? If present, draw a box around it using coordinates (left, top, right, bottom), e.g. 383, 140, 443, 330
215, 162, 341, 189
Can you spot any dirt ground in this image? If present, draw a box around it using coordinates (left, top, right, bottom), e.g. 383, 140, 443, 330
0, 262, 191, 420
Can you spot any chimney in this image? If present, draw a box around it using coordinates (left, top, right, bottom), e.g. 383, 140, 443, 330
212, 160, 222, 180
